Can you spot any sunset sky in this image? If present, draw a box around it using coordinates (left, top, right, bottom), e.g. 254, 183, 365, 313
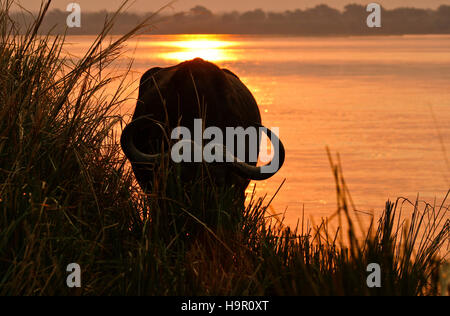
15, 0, 450, 12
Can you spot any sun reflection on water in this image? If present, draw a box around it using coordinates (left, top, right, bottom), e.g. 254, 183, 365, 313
158, 35, 237, 62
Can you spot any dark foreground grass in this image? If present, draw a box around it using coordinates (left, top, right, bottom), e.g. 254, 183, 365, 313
0, 1, 449, 296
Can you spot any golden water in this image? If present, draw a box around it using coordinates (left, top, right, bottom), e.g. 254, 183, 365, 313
66, 34, 450, 228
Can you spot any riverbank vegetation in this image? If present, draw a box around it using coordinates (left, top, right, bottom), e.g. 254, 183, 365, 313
9, 3, 450, 36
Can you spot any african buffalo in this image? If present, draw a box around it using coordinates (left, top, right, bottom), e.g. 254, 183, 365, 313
121, 58, 285, 203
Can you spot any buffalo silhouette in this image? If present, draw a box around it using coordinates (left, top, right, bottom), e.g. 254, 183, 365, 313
121, 58, 285, 205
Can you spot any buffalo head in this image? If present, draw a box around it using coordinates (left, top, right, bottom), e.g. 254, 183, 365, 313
121, 58, 285, 203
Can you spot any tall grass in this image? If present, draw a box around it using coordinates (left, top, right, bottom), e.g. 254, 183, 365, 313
0, 0, 448, 296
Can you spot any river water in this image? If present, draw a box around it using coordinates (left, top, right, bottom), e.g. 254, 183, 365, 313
67, 34, 450, 227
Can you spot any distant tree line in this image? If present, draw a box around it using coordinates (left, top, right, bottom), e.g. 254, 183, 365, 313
12, 4, 450, 35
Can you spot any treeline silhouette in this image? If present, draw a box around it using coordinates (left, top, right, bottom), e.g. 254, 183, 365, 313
12, 4, 450, 35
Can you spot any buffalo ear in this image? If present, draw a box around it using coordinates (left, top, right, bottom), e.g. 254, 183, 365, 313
222, 68, 239, 79
139, 67, 162, 94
